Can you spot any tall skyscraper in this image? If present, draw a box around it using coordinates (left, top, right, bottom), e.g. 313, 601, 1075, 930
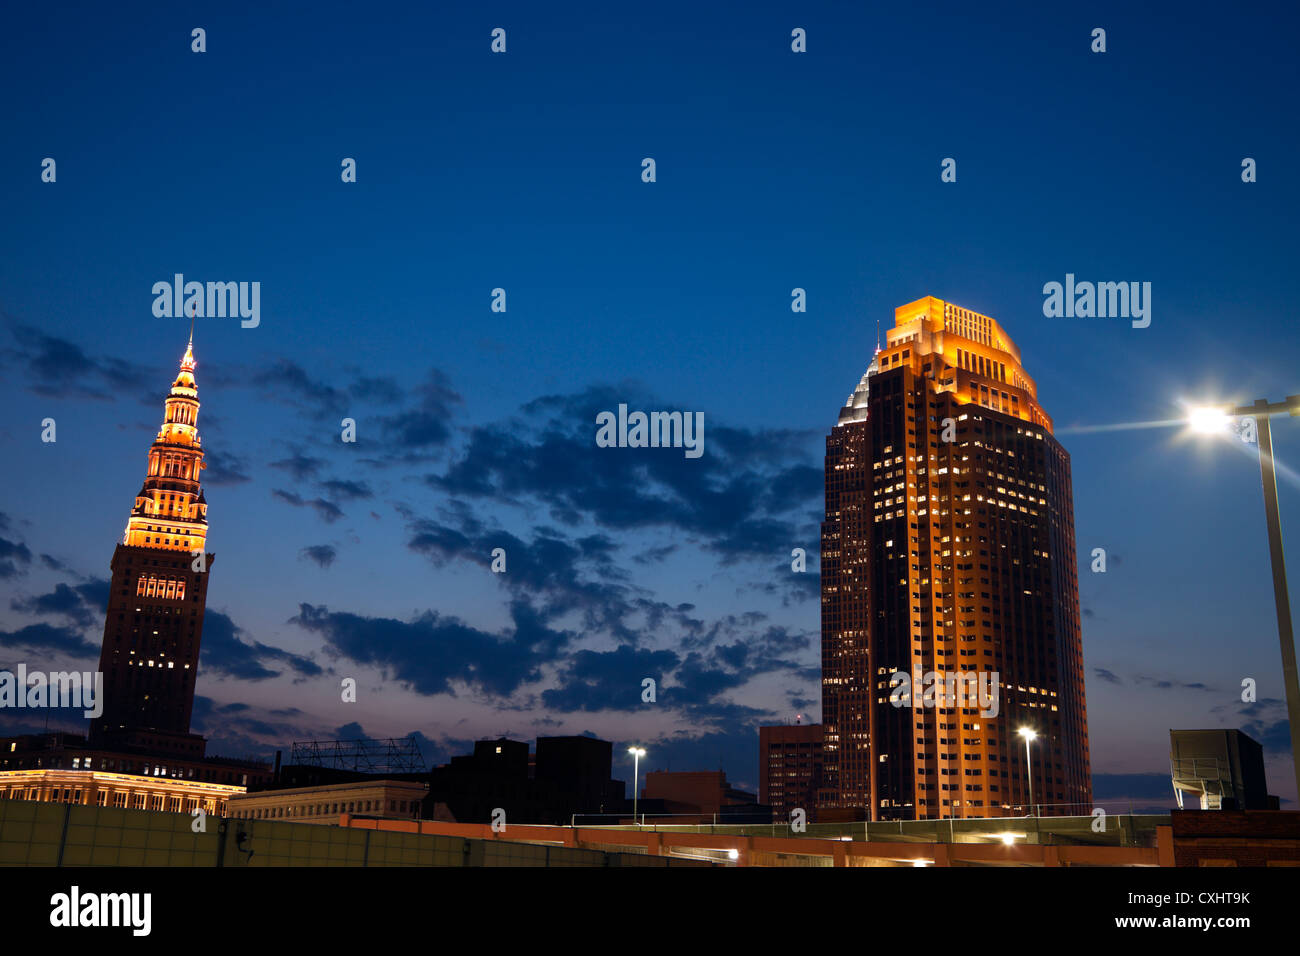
91, 334, 214, 751
820, 297, 1090, 820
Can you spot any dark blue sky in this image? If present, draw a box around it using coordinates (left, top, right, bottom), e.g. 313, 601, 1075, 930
2, 1, 1299, 807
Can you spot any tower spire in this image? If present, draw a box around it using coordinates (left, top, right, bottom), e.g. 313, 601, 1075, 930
181, 303, 196, 374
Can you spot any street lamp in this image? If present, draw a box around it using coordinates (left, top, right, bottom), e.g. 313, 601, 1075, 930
1018, 727, 1038, 816
1189, 395, 1300, 800
627, 746, 646, 825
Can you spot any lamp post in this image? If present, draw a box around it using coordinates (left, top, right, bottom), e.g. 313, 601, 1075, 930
1190, 396, 1300, 800
1018, 727, 1038, 816
628, 746, 646, 826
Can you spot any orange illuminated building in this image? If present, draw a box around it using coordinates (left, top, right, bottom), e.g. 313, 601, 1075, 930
92, 333, 214, 746
820, 297, 1091, 820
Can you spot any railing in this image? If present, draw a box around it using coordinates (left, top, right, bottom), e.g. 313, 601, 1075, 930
569, 808, 1171, 848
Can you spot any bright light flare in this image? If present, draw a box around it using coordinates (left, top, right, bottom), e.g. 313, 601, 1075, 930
1188, 405, 1231, 435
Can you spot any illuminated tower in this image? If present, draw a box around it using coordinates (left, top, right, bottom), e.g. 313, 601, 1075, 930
91, 332, 213, 751
820, 297, 1091, 820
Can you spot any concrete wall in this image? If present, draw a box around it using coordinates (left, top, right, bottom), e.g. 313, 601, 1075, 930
0, 798, 707, 867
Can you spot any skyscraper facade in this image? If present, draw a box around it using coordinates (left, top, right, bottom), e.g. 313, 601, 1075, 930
820, 297, 1090, 820
91, 336, 214, 749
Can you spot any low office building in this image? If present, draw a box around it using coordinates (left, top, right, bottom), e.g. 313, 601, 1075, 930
228, 778, 430, 824
640, 770, 771, 823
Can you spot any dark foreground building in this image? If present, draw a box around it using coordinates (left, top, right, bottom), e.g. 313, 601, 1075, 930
426, 736, 624, 824
759, 723, 823, 821
821, 297, 1091, 820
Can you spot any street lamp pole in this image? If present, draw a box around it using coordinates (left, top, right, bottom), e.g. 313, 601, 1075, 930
1236, 397, 1300, 801
628, 747, 646, 826
1018, 727, 1037, 817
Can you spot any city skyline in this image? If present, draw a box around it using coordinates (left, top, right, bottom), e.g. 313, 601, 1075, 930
1, 296, 1294, 812
2, 2, 1299, 812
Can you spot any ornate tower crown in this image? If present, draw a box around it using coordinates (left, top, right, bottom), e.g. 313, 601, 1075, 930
122, 333, 208, 554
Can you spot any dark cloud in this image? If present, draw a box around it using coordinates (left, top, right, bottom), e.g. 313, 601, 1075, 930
251, 359, 350, 420
190, 695, 316, 759
200, 609, 322, 681
540, 645, 681, 712
377, 369, 462, 449
270, 454, 326, 481
0, 535, 34, 578
348, 376, 404, 405
10, 579, 108, 628
404, 518, 663, 644
748, 557, 821, 606
290, 600, 570, 698
319, 479, 373, 501
426, 385, 820, 562
272, 489, 344, 523
201, 448, 252, 486
1134, 675, 1215, 692
299, 545, 337, 569
0, 622, 99, 659
539, 624, 810, 718
1214, 697, 1293, 758
2, 323, 150, 401
1092, 668, 1122, 685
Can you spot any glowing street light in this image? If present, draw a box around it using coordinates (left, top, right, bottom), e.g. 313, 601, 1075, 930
1187, 395, 1300, 800
1188, 405, 1231, 434
1018, 727, 1038, 816
627, 746, 646, 826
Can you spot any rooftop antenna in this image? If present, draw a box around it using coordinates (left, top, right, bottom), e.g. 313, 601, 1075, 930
875, 318, 882, 355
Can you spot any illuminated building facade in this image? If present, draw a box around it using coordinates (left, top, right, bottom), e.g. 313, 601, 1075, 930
821, 297, 1090, 820
228, 779, 430, 825
0, 768, 242, 816
92, 334, 214, 746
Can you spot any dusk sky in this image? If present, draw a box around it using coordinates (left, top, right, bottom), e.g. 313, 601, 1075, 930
2, 2, 1299, 808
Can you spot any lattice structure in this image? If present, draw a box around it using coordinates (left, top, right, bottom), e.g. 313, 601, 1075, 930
290, 737, 426, 774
